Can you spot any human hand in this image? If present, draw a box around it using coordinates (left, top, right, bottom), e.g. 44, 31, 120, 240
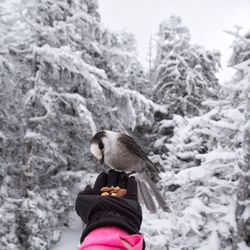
75, 170, 142, 243
77, 170, 138, 199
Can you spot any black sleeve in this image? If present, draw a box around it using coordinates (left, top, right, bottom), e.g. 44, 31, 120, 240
75, 195, 142, 244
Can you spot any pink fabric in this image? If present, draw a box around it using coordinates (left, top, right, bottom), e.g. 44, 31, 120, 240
79, 226, 143, 250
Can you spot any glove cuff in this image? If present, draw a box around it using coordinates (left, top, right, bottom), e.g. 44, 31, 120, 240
80, 197, 142, 243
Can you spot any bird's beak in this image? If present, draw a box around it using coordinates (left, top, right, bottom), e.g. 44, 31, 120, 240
100, 153, 104, 165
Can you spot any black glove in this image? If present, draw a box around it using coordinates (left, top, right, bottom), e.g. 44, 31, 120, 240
75, 170, 142, 244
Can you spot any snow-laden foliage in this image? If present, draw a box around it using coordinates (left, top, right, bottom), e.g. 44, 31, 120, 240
0, 54, 26, 249
149, 111, 239, 249
99, 29, 140, 86
226, 29, 250, 247
99, 80, 158, 131
153, 16, 220, 117
1, 1, 249, 249
140, 28, 250, 250
0, 0, 157, 249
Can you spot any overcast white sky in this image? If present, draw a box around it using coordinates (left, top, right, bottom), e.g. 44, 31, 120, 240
98, 0, 250, 81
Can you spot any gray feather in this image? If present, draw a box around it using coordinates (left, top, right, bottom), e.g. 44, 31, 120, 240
137, 180, 145, 206
143, 173, 171, 212
137, 179, 157, 213
118, 134, 159, 172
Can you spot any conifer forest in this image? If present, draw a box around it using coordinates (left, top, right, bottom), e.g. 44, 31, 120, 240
0, 0, 249, 249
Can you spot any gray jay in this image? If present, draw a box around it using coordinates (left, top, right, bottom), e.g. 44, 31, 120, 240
90, 130, 171, 213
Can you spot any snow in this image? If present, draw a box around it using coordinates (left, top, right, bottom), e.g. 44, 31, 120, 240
242, 205, 250, 221
34, 45, 107, 79
51, 212, 82, 250
196, 151, 237, 164
99, 80, 158, 129
237, 242, 250, 250
52, 229, 80, 250
196, 231, 220, 250
154, 135, 167, 148
1, 1, 250, 249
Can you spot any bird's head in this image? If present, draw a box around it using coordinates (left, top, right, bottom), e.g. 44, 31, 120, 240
90, 130, 107, 165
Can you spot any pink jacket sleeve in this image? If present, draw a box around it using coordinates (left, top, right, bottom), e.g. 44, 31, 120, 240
79, 226, 144, 250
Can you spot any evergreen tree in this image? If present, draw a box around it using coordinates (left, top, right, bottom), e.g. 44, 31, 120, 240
153, 16, 220, 117
1, 1, 248, 249
0, 2, 27, 248
227, 28, 250, 247
155, 110, 239, 249
99, 29, 147, 90
0, 53, 26, 250
143, 28, 250, 250
0, 1, 157, 249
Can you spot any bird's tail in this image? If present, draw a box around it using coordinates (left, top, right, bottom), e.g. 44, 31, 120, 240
136, 174, 171, 213
137, 178, 157, 213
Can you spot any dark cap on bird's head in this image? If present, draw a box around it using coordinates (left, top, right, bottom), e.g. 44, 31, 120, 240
91, 131, 106, 144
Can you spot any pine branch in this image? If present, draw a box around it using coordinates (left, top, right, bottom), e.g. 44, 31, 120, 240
19, 8, 42, 34
224, 30, 250, 46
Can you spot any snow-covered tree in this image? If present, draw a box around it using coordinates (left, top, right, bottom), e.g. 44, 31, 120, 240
1, 1, 249, 249
152, 16, 220, 117
226, 28, 250, 248
98, 29, 147, 90
0, 1, 157, 249
0, 53, 26, 250
142, 28, 250, 250
0, 3, 28, 248
157, 109, 239, 249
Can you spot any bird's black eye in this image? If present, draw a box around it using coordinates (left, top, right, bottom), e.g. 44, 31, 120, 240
99, 141, 104, 150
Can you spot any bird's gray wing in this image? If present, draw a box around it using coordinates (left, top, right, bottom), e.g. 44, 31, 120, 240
118, 134, 159, 172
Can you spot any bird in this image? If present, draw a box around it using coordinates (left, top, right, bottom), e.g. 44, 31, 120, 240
90, 130, 171, 213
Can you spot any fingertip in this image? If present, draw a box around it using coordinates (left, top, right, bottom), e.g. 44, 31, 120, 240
94, 172, 107, 190
107, 169, 120, 187
99, 172, 108, 178
126, 176, 138, 197
97, 172, 108, 181
128, 176, 137, 185
117, 172, 128, 189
